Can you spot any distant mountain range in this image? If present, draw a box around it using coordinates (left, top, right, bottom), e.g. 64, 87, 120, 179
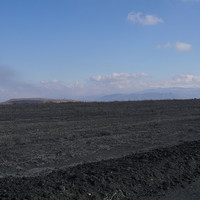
97, 88, 200, 101
2, 87, 200, 103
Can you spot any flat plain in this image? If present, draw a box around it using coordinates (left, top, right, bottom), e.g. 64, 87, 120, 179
0, 100, 200, 199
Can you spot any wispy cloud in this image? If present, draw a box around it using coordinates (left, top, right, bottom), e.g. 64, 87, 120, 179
91, 73, 149, 93
157, 41, 192, 52
91, 73, 149, 82
0, 65, 16, 85
147, 74, 200, 89
156, 42, 172, 49
127, 12, 164, 25
1, 70, 200, 101
0, 72, 150, 100
44, 73, 200, 96
40, 79, 84, 90
182, 0, 200, 2
174, 42, 192, 52
171, 74, 200, 86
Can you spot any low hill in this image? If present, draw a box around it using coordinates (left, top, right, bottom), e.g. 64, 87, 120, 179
2, 98, 79, 104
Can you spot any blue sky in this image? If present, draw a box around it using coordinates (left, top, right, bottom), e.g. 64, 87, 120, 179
0, 0, 200, 100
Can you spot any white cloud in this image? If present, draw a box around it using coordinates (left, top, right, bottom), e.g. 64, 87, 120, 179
170, 74, 200, 86
174, 42, 192, 52
91, 73, 149, 88
127, 12, 164, 25
157, 41, 192, 52
90, 73, 150, 94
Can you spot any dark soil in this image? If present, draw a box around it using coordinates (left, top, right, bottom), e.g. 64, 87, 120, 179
0, 140, 200, 200
0, 100, 200, 199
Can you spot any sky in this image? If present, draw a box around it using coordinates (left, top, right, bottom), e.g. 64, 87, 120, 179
0, 0, 200, 101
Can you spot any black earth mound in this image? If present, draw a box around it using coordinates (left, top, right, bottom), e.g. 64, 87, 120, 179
0, 140, 200, 200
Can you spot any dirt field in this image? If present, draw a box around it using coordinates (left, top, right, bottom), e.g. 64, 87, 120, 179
0, 100, 200, 199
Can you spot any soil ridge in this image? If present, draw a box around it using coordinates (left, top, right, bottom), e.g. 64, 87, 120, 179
0, 140, 199, 200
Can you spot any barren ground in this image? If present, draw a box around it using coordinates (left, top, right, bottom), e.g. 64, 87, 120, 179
0, 100, 200, 199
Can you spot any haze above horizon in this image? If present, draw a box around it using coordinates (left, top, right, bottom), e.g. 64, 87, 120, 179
1, 0, 200, 101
